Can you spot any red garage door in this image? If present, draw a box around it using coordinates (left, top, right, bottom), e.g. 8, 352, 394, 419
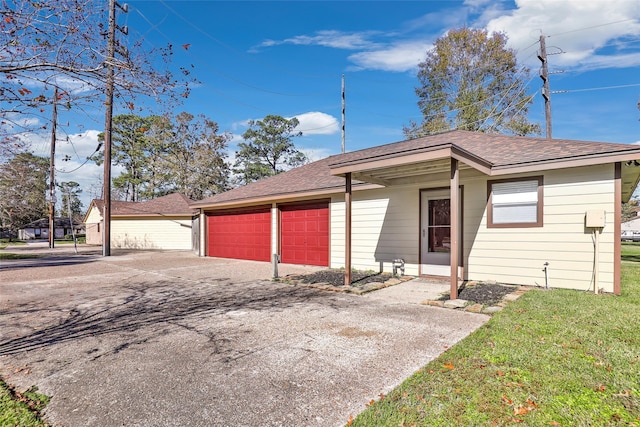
207, 208, 271, 262
280, 202, 329, 266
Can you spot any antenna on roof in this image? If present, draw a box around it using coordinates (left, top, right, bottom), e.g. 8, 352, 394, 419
342, 74, 346, 153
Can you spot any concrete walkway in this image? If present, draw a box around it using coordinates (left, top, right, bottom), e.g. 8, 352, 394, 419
0, 247, 488, 427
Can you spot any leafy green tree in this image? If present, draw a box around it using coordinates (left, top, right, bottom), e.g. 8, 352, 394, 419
92, 113, 231, 201
153, 112, 231, 200
234, 115, 307, 185
57, 181, 83, 218
93, 114, 161, 201
404, 27, 540, 138
0, 152, 49, 237
622, 198, 639, 223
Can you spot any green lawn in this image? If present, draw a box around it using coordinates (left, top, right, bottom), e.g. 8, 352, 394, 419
0, 252, 41, 260
0, 239, 26, 250
0, 381, 48, 427
351, 246, 640, 426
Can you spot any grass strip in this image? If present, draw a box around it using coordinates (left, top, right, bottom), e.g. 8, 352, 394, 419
351, 254, 640, 426
0, 379, 49, 427
0, 253, 41, 260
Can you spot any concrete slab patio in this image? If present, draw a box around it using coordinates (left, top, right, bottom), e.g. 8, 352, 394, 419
0, 246, 488, 427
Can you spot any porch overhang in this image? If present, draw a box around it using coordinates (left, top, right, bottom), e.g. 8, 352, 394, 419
329, 145, 492, 187
333, 151, 465, 299
329, 143, 640, 202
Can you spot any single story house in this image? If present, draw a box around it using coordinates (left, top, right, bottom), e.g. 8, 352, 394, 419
191, 130, 640, 297
84, 193, 195, 250
18, 217, 84, 240
622, 217, 640, 233
621, 217, 640, 241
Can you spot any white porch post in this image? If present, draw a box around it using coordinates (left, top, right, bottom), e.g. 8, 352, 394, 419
271, 203, 278, 256
450, 158, 459, 299
199, 210, 206, 257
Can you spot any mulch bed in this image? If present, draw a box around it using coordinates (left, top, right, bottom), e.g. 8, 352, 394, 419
287, 270, 519, 306
439, 282, 517, 306
290, 270, 393, 287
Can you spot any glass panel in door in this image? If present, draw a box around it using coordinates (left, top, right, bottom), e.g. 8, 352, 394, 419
421, 190, 451, 276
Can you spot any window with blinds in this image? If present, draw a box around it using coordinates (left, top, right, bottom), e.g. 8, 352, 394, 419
488, 177, 543, 228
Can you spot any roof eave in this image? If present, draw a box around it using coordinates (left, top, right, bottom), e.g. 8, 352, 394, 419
489, 151, 640, 175
190, 183, 382, 211
329, 145, 494, 177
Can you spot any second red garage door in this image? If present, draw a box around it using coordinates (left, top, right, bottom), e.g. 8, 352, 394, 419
280, 202, 329, 266
207, 207, 271, 262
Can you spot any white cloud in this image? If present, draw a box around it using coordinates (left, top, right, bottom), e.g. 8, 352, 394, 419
255, 30, 383, 51
1, 112, 42, 132
301, 147, 335, 162
292, 112, 339, 135
27, 129, 116, 209
254, 28, 428, 72
348, 40, 432, 72
251, 0, 640, 74
485, 0, 640, 70
229, 112, 338, 141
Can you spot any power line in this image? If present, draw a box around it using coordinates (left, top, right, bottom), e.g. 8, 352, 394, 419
556, 83, 640, 93
156, 0, 336, 80
548, 18, 638, 38
134, 7, 330, 97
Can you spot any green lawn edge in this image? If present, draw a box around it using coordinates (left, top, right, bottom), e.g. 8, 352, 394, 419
0, 379, 49, 427
350, 249, 640, 426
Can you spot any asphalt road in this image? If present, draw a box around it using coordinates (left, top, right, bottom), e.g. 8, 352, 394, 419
0, 245, 488, 427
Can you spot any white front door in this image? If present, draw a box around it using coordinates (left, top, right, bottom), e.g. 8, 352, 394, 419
421, 189, 451, 276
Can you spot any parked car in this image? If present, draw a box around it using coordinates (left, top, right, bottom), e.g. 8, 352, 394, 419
621, 231, 640, 242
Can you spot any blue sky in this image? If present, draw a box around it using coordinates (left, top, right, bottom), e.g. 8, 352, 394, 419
25, 0, 640, 206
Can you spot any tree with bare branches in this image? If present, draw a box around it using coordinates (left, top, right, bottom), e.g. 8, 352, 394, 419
0, 0, 193, 144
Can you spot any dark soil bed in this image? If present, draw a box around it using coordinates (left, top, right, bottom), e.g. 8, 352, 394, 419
289, 270, 392, 287
440, 282, 517, 306
289, 270, 517, 306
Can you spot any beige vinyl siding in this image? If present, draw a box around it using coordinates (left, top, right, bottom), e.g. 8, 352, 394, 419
84, 206, 103, 245
111, 216, 192, 250
466, 164, 616, 292
331, 186, 421, 275
329, 164, 617, 292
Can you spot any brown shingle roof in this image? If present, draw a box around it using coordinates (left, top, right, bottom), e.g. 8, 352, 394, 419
89, 193, 194, 217
192, 130, 640, 209
329, 130, 640, 169
190, 156, 366, 207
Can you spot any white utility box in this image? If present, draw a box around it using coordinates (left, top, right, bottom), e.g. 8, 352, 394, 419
585, 210, 606, 228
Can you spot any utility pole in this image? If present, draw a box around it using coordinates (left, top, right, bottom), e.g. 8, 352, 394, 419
48, 87, 58, 248
341, 74, 346, 153
538, 35, 552, 139
102, 0, 128, 256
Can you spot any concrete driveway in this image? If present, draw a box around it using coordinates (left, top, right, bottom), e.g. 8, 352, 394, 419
0, 245, 488, 427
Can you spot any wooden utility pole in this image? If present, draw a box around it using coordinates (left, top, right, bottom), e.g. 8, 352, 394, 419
48, 87, 58, 248
102, 0, 115, 256
102, 0, 128, 256
538, 35, 552, 139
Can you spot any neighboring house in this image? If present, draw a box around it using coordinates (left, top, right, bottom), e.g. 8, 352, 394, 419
18, 217, 84, 240
191, 130, 640, 296
83, 193, 195, 250
622, 217, 640, 234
